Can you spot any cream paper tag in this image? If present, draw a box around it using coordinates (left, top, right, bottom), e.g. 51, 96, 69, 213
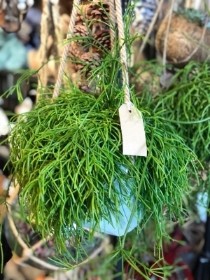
119, 103, 147, 157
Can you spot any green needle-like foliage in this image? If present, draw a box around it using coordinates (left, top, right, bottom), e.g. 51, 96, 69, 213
9, 79, 197, 257
155, 61, 210, 163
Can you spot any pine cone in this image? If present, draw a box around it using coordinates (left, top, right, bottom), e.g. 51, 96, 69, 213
64, 0, 111, 91
82, 52, 101, 65
75, 52, 101, 72
93, 29, 110, 51
86, 2, 109, 21
74, 23, 89, 37
68, 41, 100, 72
73, 1, 111, 54
92, 22, 110, 47
69, 42, 84, 58
75, 14, 84, 25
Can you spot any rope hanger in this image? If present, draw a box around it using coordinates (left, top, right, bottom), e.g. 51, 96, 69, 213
52, 0, 81, 98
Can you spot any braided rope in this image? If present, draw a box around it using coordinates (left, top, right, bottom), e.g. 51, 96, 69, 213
114, 0, 131, 110
52, 0, 81, 99
109, 0, 116, 49
36, 0, 50, 100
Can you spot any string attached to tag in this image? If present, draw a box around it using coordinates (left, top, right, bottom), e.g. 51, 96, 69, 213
114, 0, 147, 157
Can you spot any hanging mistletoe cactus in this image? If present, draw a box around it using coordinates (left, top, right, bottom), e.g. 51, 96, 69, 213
8, 0, 198, 269
9, 70, 197, 255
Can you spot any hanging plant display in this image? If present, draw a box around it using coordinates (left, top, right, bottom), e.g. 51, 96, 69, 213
9, 81, 197, 253
7, 0, 198, 271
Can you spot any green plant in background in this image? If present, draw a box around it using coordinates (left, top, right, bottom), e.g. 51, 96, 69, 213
148, 61, 210, 219
177, 8, 209, 27
154, 61, 210, 163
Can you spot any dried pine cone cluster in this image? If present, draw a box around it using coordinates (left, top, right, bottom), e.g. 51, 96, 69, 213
66, 0, 111, 91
